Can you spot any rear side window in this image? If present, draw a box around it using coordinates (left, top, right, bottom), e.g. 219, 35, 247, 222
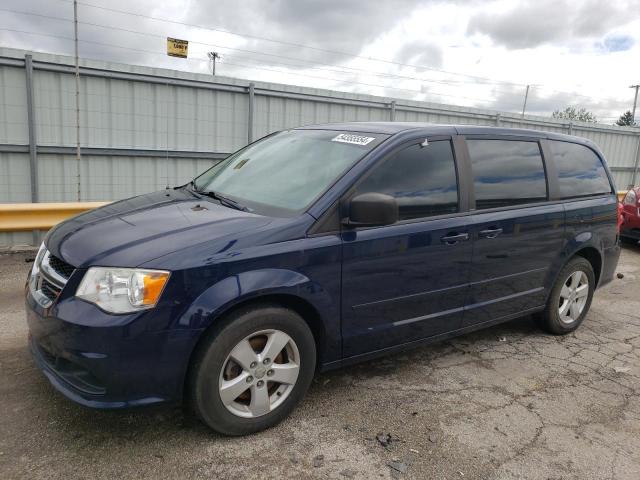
550, 141, 612, 198
354, 140, 458, 220
467, 140, 547, 209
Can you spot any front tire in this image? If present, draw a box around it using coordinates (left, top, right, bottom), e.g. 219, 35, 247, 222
189, 304, 316, 436
537, 257, 595, 335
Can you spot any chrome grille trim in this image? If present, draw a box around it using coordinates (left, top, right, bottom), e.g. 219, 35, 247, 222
40, 251, 68, 289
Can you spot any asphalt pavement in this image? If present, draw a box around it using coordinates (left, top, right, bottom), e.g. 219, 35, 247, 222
1, 245, 639, 479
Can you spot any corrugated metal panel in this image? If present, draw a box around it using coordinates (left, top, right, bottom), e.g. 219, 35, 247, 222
0, 231, 34, 248
36, 154, 220, 202
33, 69, 77, 146
0, 65, 28, 144
614, 170, 635, 189
1, 47, 640, 246
0, 152, 31, 202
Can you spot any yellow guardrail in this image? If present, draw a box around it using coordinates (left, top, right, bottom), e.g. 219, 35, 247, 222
0, 192, 633, 232
0, 202, 109, 232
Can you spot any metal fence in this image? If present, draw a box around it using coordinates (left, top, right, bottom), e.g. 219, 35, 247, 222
1, 46, 639, 247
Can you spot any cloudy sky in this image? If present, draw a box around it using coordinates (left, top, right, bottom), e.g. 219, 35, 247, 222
2, 0, 640, 122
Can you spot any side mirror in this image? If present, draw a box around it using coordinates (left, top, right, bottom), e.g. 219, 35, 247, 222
344, 192, 398, 227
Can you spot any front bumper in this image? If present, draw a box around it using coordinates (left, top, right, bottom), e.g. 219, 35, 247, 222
25, 289, 201, 409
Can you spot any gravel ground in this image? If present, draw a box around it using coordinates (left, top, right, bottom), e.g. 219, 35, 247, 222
1, 245, 639, 480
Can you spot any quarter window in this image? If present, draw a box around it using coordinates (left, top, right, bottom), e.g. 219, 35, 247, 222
467, 140, 547, 209
550, 141, 612, 198
354, 140, 458, 220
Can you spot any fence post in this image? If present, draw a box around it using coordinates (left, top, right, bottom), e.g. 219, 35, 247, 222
389, 100, 396, 121
568, 122, 573, 136
25, 54, 40, 245
25, 54, 38, 203
632, 134, 640, 187
247, 82, 255, 144
495, 113, 501, 126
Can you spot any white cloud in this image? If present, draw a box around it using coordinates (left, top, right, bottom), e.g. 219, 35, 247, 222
1, 0, 640, 122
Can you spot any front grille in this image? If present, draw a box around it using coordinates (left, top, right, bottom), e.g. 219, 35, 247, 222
40, 278, 61, 301
29, 248, 70, 308
48, 254, 75, 279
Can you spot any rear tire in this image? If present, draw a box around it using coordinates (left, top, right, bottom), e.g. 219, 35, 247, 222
189, 304, 316, 436
537, 257, 595, 335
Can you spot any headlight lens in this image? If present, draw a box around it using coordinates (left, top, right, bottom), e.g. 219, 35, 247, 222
29, 242, 47, 294
31, 242, 46, 277
76, 267, 170, 313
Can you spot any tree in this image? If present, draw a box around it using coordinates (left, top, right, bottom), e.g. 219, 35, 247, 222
615, 110, 636, 126
551, 106, 597, 123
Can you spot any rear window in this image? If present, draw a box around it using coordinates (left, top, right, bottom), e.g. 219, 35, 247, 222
550, 141, 612, 198
467, 139, 547, 209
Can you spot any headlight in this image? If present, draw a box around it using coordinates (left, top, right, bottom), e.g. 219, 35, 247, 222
76, 267, 170, 314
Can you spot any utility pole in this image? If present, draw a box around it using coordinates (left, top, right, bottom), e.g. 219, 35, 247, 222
73, 0, 81, 201
208, 52, 220, 76
521, 84, 530, 117
630, 84, 640, 124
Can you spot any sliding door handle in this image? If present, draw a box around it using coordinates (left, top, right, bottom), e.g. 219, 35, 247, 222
441, 232, 470, 245
479, 228, 503, 239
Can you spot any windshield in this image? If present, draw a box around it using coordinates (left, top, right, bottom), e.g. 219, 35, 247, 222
192, 129, 387, 216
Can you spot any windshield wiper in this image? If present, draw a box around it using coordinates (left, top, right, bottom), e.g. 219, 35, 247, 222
199, 190, 250, 212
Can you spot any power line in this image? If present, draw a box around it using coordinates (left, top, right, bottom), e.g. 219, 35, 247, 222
76, 17, 513, 91
191, 43, 513, 90
70, 0, 530, 87
0, 5, 632, 106
0, 12, 522, 106
0, 25, 621, 114
0, 26, 519, 108
219, 58, 523, 108
0, 6, 516, 92
69, 0, 640, 109
1, 4, 634, 116
0, 27, 207, 66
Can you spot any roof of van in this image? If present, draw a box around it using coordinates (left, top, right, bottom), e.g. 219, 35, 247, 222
296, 122, 589, 143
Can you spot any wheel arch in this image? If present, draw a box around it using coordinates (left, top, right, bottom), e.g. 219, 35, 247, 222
572, 246, 602, 286
193, 293, 327, 362
178, 269, 337, 401
546, 241, 603, 300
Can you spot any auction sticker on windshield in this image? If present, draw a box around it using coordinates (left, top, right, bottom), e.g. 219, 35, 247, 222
331, 133, 376, 146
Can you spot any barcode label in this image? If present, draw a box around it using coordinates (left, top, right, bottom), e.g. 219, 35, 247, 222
331, 133, 376, 146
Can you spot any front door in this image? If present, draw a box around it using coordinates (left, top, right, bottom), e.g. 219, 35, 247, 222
341, 139, 473, 358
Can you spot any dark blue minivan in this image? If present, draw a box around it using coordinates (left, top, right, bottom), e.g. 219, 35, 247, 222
26, 123, 620, 435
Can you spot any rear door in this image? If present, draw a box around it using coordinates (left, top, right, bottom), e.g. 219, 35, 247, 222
462, 137, 565, 326
341, 137, 473, 358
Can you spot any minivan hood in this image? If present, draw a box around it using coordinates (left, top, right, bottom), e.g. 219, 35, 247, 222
46, 189, 274, 267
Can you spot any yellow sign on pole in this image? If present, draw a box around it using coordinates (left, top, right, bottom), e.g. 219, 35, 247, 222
167, 37, 188, 58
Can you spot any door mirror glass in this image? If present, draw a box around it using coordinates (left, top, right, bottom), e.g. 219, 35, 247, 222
346, 193, 398, 227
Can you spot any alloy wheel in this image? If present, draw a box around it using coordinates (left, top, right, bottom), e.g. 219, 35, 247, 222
558, 270, 589, 324
218, 329, 300, 418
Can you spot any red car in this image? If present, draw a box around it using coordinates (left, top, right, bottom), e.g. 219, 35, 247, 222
620, 187, 640, 242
